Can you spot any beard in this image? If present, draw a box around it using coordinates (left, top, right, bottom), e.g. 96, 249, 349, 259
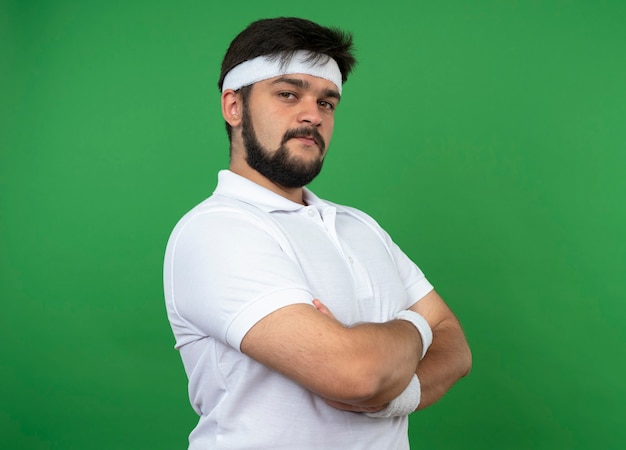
241, 108, 326, 188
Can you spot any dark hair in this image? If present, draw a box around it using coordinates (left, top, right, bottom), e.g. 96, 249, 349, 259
218, 17, 357, 91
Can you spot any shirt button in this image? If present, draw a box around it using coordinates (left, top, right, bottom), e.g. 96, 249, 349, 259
307, 209, 316, 217
348, 256, 354, 264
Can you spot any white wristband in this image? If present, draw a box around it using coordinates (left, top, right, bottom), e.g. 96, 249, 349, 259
364, 374, 421, 418
394, 310, 432, 359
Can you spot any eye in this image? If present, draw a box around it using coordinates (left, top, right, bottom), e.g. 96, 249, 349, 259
319, 100, 336, 111
278, 92, 297, 100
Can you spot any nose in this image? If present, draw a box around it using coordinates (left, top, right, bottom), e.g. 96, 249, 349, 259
297, 97, 322, 126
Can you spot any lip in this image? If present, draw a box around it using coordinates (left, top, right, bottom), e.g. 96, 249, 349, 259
293, 136, 318, 147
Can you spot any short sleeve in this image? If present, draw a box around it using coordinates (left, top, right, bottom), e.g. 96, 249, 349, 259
164, 207, 313, 350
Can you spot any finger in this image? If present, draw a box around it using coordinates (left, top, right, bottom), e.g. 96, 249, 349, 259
312, 299, 340, 321
312, 299, 330, 315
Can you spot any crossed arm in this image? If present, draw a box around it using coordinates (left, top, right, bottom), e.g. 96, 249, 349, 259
240, 289, 471, 411
409, 290, 472, 410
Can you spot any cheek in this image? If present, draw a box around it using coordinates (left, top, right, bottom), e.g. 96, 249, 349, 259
322, 123, 334, 151
250, 109, 286, 148
258, 123, 284, 148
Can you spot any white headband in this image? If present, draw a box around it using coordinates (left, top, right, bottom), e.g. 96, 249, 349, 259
221, 50, 343, 94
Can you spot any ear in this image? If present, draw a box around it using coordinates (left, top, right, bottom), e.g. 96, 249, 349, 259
221, 89, 242, 127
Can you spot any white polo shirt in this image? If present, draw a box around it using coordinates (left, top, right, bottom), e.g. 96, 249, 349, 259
164, 170, 433, 450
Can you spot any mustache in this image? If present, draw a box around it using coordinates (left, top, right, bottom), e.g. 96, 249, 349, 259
281, 127, 326, 151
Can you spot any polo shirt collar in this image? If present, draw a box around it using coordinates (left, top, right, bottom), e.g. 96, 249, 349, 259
213, 170, 337, 213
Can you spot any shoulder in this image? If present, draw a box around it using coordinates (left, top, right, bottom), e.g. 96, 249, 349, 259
170, 194, 271, 234
164, 194, 283, 258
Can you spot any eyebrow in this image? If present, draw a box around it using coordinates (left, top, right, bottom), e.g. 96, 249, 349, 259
271, 76, 341, 101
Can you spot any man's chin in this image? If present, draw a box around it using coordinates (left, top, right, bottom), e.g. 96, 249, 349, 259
267, 165, 323, 188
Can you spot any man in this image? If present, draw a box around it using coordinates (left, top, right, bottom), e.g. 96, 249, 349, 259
164, 17, 471, 449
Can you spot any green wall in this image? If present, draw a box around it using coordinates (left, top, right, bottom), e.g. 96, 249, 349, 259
2, 1, 625, 449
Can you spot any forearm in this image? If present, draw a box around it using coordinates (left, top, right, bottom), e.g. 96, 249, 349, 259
338, 318, 422, 406
241, 303, 422, 406
415, 317, 472, 410
328, 309, 434, 416
354, 314, 470, 418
